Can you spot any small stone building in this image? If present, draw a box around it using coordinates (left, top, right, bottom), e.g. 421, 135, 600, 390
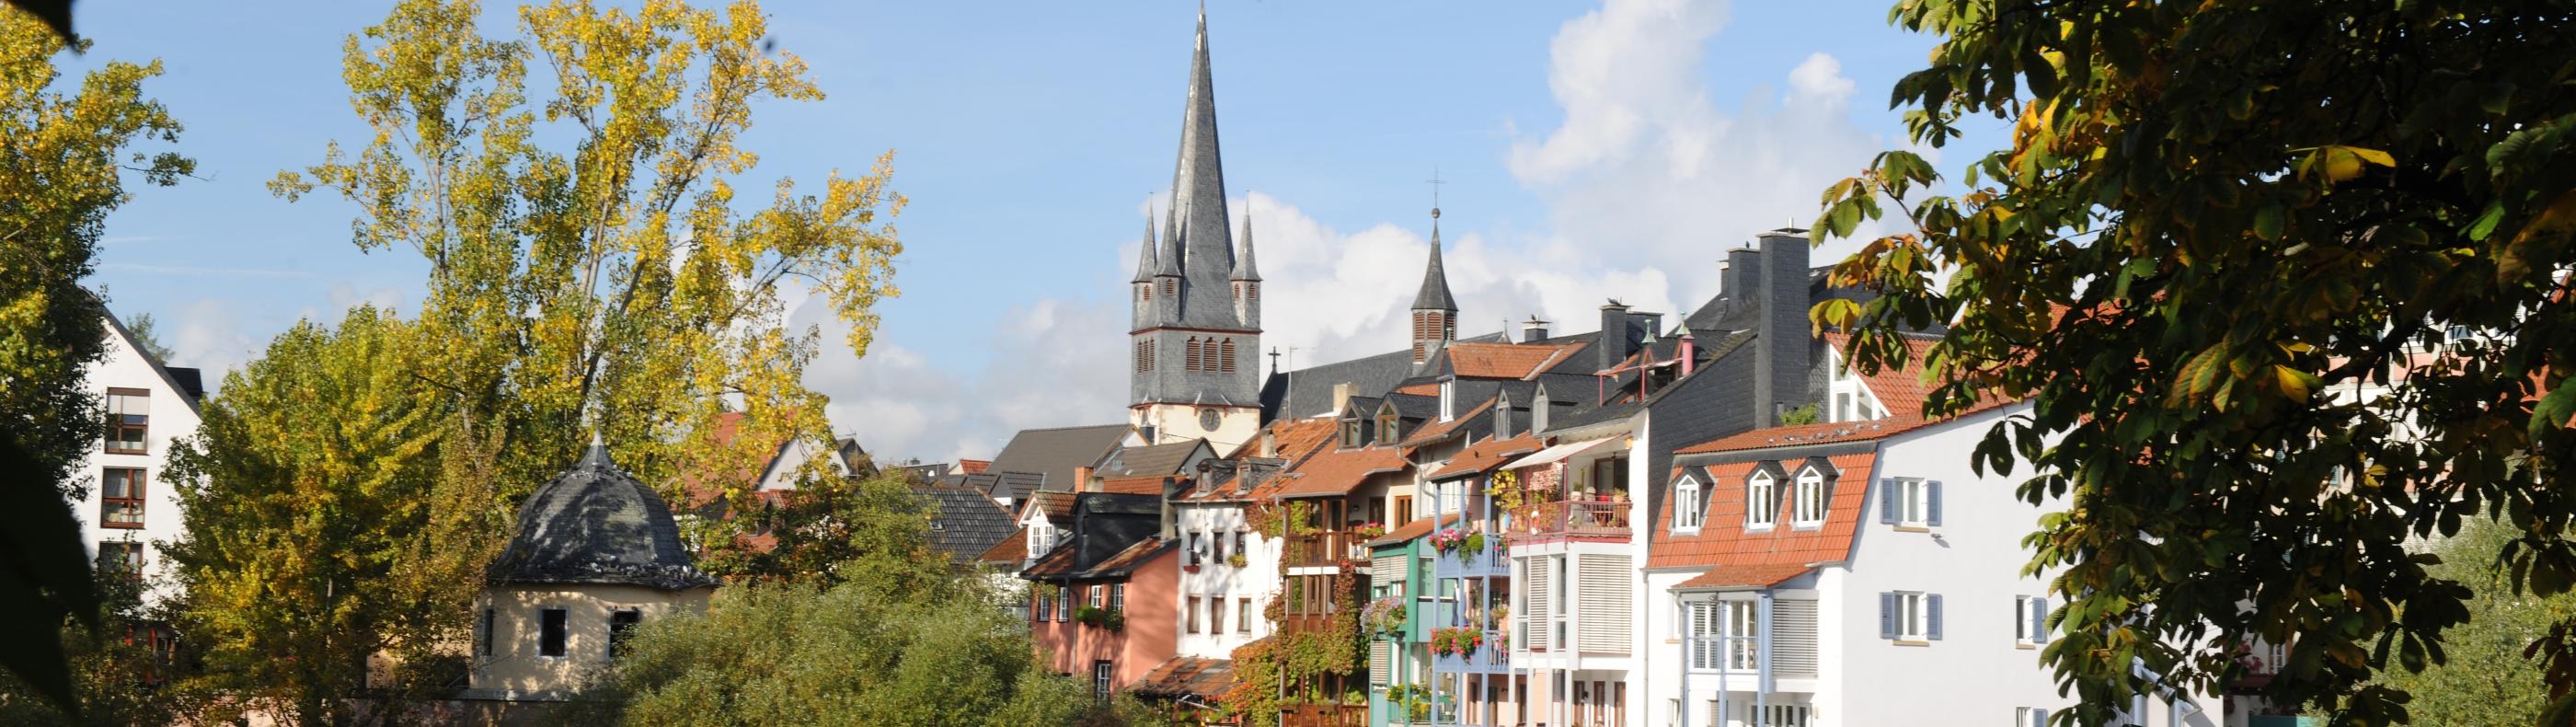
466, 440, 718, 700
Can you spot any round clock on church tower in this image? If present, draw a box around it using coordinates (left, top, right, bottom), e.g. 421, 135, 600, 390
1199, 408, 1222, 432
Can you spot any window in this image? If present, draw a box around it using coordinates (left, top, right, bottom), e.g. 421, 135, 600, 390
1880, 592, 1940, 641
2016, 707, 2051, 727
538, 607, 569, 658
1232, 531, 1246, 562
1749, 704, 1811, 726
1185, 338, 1202, 371
477, 608, 496, 656
1135, 340, 1152, 372
1188, 532, 1203, 566
1343, 421, 1363, 448
1673, 476, 1703, 530
1221, 339, 1236, 373
1187, 596, 1202, 633
1835, 392, 1851, 421
1056, 586, 1072, 622
1378, 415, 1397, 443
1686, 600, 1720, 669
1792, 468, 1825, 527
608, 609, 641, 659
1163, 279, 1175, 295
1093, 660, 1114, 702
1087, 584, 1104, 609
105, 388, 149, 454
1211, 597, 1225, 633
1238, 597, 1252, 633
1035, 590, 1052, 622
1111, 583, 1125, 611
101, 467, 145, 528
97, 542, 144, 580
2017, 595, 2049, 645
1393, 495, 1414, 523
1746, 471, 1777, 528
1883, 478, 1940, 527
1725, 601, 1760, 669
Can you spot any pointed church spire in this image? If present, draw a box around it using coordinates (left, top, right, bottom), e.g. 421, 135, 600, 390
1164, 2, 1232, 293
1411, 208, 1458, 312
1133, 214, 1160, 283
1231, 203, 1260, 281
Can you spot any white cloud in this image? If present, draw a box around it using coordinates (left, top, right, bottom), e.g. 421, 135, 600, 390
170, 298, 263, 384
809, 0, 1908, 463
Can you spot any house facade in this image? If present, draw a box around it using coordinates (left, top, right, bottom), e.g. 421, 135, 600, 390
74, 312, 206, 606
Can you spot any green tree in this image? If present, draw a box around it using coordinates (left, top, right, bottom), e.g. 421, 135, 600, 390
1811, 0, 2576, 722
2352, 520, 2576, 723
162, 306, 452, 726
121, 310, 176, 362
0, 560, 208, 726
569, 579, 1114, 727
696, 470, 947, 589
0, 5, 190, 711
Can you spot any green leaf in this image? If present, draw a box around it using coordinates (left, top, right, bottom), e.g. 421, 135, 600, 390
2254, 203, 2285, 241
2468, 202, 2507, 241
2533, 377, 2576, 441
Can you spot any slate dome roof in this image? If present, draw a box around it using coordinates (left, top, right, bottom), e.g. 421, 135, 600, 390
488, 441, 717, 591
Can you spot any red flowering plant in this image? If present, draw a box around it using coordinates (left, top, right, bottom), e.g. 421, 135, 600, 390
1427, 527, 1466, 553
1351, 521, 1388, 539
1430, 626, 1485, 657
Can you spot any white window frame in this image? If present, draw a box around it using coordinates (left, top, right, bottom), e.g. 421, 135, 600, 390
1894, 592, 1927, 640
1791, 467, 1825, 527
1898, 478, 1929, 527
1673, 475, 1704, 531
1745, 471, 1777, 529
1724, 600, 1759, 671
1686, 599, 1721, 670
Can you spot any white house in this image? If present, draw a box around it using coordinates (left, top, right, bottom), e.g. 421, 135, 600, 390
74, 312, 206, 607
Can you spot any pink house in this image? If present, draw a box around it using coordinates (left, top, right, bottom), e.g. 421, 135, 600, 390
1021, 492, 1179, 698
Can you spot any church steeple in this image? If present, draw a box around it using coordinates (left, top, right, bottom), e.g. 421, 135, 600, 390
1232, 205, 1260, 329
1410, 208, 1458, 364
1133, 215, 1159, 283
1128, 5, 1260, 449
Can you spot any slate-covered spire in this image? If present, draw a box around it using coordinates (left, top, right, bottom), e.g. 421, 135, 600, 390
1162, 4, 1234, 320
1133, 215, 1160, 283
1231, 204, 1260, 282
1411, 209, 1458, 313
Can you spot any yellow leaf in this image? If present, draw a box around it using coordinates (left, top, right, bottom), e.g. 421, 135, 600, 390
2271, 364, 2318, 400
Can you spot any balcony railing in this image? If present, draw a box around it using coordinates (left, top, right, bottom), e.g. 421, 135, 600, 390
1432, 632, 1511, 674
1432, 535, 1508, 577
1282, 702, 1368, 727
1511, 499, 1630, 537
1284, 532, 1368, 568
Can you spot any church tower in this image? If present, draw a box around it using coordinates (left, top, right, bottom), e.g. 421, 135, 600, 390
1129, 7, 1261, 450
1409, 208, 1458, 364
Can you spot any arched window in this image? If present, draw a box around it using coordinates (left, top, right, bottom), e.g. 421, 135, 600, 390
1139, 283, 1150, 302
1747, 471, 1777, 528
1163, 279, 1176, 295
1185, 338, 1201, 371
1248, 283, 1259, 300
1221, 339, 1236, 373
1793, 467, 1826, 526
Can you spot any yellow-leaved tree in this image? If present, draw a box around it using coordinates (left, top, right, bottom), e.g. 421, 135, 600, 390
165, 1, 903, 722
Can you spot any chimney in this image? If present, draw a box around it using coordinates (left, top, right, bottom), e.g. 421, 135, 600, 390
1754, 228, 1813, 426
1726, 246, 1764, 303
1259, 425, 1277, 457
1075, 466, 1095, 492
1597, 300, 1633, 374
1524, 315, 1551, 342
1679, 323, 1696, 377
1331, 382, 1358, 416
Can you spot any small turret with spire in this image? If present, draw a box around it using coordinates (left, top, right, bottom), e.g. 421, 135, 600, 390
1410, 206, 1459, 364
1232, 204, 1261, 329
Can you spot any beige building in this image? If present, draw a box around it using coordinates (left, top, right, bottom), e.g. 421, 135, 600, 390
466, 439, 718, 701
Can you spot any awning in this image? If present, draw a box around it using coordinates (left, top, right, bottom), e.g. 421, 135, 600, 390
1499, 436, 1619, 470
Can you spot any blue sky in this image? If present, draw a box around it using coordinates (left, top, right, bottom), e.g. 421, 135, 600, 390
71, 0, 2002, 461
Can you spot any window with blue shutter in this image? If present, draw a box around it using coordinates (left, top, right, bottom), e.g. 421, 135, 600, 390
1878, 479, 1896, 525
1926, 479, 1943, 526
1879, 592, 1895, 639
1926, 594, 1943, 640
2032, 597, 2049, 644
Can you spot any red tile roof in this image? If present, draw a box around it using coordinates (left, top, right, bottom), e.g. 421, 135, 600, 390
1673, 563, 1813, 591
960, 458, 991, 474
1424, 433, 1545, 480
1133, 656, 1235, 698
1674, 417, 1937, 455
1099, 475, 1176, 496
1395, 382, 1441, 397
1367, 514, 1461, 548
1271, 445, 1409, 499
1647, 452, 1879, 570
1022, 490, 1079, 525
1399, 398, 1495, 446
977, 526, 1029, 564
1446, 341, 1587, 379
1825, 331, 1941, 418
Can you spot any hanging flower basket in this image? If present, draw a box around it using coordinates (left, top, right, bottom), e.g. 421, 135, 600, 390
1428, 528, 1466, 553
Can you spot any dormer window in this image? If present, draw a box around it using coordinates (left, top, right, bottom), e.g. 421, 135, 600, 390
1746, 471, 1777, 529
1793, 467, 1826, 527
1343, 420, 1364, 448
1673, 475, 1703, 531
1377, 415, 1397, 444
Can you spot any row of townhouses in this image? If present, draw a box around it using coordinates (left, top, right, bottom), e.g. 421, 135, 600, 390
973, 10, 2258, 727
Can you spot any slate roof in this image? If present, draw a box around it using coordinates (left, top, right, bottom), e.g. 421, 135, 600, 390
987, 423, 1131, 493
1261, 333, 1507, 421
1647, 452, 1879, 570
1097, 439, 1207, 479
489, 442, 717, 591
1019, 493, 1167, 581
1412, 224, 1457, 312
1133, 657, 1235, 698
915, 484, 1017, 566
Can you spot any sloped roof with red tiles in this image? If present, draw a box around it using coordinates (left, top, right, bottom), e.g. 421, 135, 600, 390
1367, 513, 1460, 548
1133, 656, 1235, 698
1647, 452, 1879, 570
1021, 490, 1079, 526
977, 526, 1029, 564
1099, 475, 1179, 496
1399, 398, 1496, 447
1424, 433, 1545, 480
1674, 417, 1938, 456
1446, 340, 1588, 380
1177, 418, 1340, 503
1825, 331, 1942, 418
1395, 382, 1441, 397
959, 458, 991, 474
1271, 444, 1409, 499
1673, 563, 1813, 591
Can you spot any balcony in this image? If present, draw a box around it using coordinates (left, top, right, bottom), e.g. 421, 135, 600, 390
1284, 531, 1368, 569
1432, 631, 1511, 675
1282, 701, 1367, 727
1509, 499, 1630, 538
1432, 534, 1508, 578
